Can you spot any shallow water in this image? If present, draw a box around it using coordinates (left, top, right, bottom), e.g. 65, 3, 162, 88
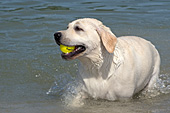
0, 0, 170, 113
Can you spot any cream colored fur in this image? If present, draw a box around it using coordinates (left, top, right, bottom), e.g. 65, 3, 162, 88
58, 18, 160, 100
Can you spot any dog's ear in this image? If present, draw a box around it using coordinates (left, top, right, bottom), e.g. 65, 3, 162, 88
96, 25, 117, 53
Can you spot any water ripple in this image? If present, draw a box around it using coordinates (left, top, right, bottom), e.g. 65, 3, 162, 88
35, 6, 70, 11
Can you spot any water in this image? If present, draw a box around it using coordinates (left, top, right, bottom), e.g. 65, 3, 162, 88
0, 0, 170, 112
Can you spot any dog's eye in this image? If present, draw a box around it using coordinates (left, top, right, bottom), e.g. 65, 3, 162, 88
67, 26, 69, 29
75, 26, 84, 31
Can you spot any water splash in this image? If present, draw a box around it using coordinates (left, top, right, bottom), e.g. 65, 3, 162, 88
137, 74, 170, 99
46, 73, 73, 95
62, 81, 85, 107
46, 73, 84, 106
157, 74, 170, 94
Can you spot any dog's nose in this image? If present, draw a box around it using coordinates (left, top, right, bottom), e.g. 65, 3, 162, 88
54, 32, 62, 41
54, 32, 62, 44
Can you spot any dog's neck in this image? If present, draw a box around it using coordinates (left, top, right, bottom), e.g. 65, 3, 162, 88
78, 41, 123, 80
78, 45, 116, 80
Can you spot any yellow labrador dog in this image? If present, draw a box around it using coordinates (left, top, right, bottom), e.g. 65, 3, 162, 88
54, 18, 160, 100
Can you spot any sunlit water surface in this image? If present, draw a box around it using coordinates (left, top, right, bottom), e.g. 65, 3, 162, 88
0, 0, 170, 113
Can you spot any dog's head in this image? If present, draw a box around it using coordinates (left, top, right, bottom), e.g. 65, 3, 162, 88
54, 18, 117, 60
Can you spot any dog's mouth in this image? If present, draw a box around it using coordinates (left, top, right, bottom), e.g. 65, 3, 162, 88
60, 44, 86, 60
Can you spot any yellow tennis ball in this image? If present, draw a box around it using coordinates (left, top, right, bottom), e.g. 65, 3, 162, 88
60, 44, 75, 53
